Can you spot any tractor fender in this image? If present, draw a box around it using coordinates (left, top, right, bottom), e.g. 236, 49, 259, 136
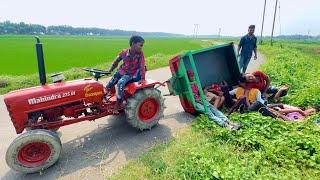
125, 79, 164, 96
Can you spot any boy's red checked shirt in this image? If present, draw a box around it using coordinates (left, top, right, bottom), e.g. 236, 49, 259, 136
112, 49, 145, 79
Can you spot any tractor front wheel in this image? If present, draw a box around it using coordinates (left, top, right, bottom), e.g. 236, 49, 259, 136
6, 129, 61, 173
125, 88, 165, 130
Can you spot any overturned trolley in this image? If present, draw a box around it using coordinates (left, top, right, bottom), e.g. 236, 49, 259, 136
167, 43, 241, 114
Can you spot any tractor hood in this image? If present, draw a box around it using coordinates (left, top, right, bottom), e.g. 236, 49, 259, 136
4, 79, 104, 110
4, 79, 104, 116
4, 79, 104, 133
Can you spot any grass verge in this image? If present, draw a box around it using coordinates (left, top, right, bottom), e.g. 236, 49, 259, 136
110, 41, 320, 179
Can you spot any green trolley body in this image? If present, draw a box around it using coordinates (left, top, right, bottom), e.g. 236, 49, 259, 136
167, 42, 241, 114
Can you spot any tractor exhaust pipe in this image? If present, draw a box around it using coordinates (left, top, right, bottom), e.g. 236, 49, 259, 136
35, 36, 47, 85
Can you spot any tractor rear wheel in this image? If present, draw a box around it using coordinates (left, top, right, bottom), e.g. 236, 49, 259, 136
6, 129, 61, 173
125, 88, 165, 130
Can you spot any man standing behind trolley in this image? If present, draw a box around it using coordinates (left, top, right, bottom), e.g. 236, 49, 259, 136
238, 25, 257, 73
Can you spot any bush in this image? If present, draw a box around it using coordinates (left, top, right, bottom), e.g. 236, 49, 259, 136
0, 78, 9, 88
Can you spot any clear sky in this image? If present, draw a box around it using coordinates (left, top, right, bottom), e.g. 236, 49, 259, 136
1, 0, 319, 36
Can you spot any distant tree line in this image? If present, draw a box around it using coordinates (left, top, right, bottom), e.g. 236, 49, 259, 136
0, 21, 182, 37
0, 21, 46, 35
0, 21, 319, 40
275, 35, 320, 40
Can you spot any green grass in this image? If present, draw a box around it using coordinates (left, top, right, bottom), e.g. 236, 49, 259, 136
0, 35, 203, 75
110, 40, 320, 179
0, 36, 212, 94
278, 40, 320, 56
111, 113, 320, 179
259, 41, 320, 107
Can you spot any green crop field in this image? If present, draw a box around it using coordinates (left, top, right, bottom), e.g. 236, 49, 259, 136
0, 35, 205, 76
0, 35, 214, 93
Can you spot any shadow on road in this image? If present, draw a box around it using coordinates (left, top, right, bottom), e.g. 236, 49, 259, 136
2, 113, 174, 179
163, 111, 195, 124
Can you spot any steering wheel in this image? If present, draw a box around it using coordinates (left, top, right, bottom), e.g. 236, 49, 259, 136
82, 68, 111, 80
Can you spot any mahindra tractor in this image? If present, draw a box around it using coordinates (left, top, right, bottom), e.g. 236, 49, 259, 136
4, 37, 165, 173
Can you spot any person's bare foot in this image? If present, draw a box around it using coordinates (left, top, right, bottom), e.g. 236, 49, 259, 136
273, 86, 289, 103
227, 122, 241, 130
280, 85, 289, 91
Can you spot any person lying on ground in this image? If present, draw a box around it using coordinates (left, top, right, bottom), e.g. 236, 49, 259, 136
219, 78, 274, 116
242, 71, 289, 103
105, 35, 145, 113
204, 79, 272, 117
227, 86, 265, 114
267, 104, 320, 121
204, 86, 225, 109
187, 70, 240, 130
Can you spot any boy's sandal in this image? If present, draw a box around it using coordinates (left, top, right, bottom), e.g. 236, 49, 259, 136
112, 109, 120, 115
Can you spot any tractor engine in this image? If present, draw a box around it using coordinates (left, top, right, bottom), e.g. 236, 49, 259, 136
29, 101, 86, 124
42, 106, 64, 122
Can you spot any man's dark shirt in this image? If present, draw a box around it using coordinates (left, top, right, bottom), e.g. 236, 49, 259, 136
239, 34, 257, 59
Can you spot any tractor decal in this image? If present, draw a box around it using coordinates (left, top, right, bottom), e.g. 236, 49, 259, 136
84, 85, 103, 97
28, 91, 76, 105
85, 91, 103, 97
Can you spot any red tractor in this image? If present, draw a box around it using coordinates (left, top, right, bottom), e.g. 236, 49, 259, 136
4, 37, 165, 173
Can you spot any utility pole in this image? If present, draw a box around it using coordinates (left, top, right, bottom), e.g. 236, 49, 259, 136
260, 0, 267, 44
278, 0, 281, 35
271, 0, 278, 46
193, 24, 199, 38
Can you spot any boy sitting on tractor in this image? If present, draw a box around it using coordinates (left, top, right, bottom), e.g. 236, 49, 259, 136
105, 35, 146, 113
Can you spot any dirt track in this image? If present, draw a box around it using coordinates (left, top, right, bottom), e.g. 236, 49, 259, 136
0, 51, 264, 180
